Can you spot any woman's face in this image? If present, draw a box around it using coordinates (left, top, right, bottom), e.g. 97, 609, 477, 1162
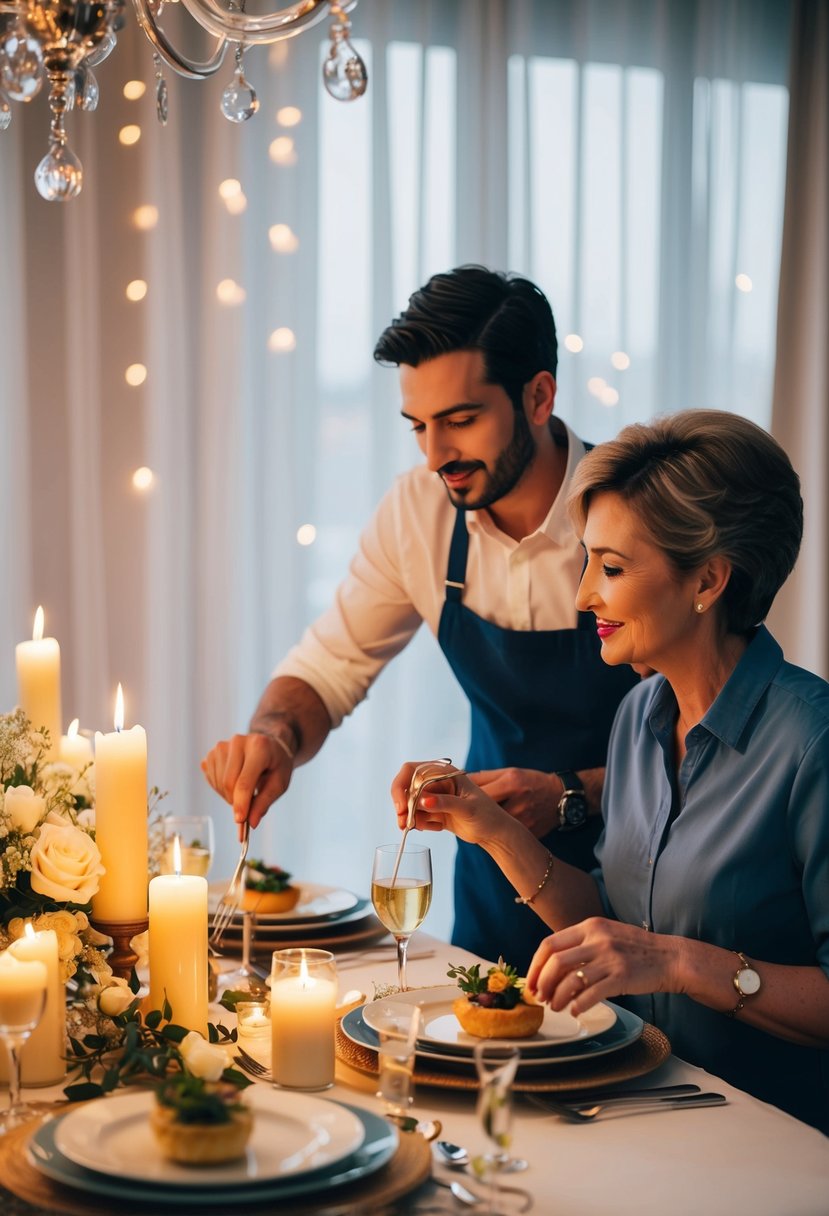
575, 490, 701, 672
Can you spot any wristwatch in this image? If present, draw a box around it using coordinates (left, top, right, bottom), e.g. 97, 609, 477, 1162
728, 952, 761, 1017
554, 771, 588, 831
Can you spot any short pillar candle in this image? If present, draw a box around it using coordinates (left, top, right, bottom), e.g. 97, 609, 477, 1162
270, 949, 336, 1091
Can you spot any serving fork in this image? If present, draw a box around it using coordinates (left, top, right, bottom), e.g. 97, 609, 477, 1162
210, 820, 250, 945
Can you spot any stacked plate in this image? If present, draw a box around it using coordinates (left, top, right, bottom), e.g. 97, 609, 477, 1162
341, 986, 644, 1075
27, 1089, 397, 1207
207, 881, 386, 951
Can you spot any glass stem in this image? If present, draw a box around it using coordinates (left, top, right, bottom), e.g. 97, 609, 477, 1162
395, 934, 410, 991
4, 1036, 24, 1114
241, 910, 253, 975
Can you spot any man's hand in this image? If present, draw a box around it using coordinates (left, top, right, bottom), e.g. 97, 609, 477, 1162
466, 768, 561, 837
201, 733, 294, 838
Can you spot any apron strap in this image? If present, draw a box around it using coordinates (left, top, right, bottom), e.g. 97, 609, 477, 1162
444, 509, 469, 603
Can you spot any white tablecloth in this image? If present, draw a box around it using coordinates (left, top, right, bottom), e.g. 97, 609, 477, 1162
4, 934, 829, 1216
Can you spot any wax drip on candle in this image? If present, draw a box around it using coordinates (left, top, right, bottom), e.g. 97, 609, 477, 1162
113, 683, 124, 733
32, 605, 44, 641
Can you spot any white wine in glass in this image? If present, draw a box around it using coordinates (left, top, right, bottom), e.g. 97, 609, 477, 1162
371, 843, 432, 991
161, 815, 215, 877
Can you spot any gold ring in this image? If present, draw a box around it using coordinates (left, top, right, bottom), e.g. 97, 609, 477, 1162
575, 968, 588, 987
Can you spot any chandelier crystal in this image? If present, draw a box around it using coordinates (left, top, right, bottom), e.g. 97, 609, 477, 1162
0, 0, 366, 201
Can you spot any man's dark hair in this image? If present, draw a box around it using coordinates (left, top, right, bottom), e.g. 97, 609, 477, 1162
373, 265, 557, 411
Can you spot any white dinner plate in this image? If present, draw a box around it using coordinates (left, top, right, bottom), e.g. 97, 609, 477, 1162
54, 1087, 365, 1186
29, 1102, 396, 1207
216, 899, 372, 938
208, 881, 360, 924
362, 985, 616, 1052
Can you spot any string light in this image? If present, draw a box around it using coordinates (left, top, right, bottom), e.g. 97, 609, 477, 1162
216, 280, 247, 306
123, 81, 146, 101
125, 364, 147, 387
132, 467, 155, 491
118, 125, 141, 146
125, 280, 148, 302
610, 351, 630, 370
564, 334, 583, 353
735, 273, 753, 293
587, 377, 606, 396
268, 327, 296, 353
269, 223, 299, 253
277, 105, 302, 126
133, 205, 159, 231
269, 136, 297, 166
296, 524, 316, 545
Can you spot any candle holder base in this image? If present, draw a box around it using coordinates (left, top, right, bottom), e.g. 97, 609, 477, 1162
89, 916, 149, 980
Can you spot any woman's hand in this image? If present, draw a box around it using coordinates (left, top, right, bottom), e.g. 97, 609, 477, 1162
390, 762, 508, 845
466, 767, 561, 837
526, 918, 684, 1017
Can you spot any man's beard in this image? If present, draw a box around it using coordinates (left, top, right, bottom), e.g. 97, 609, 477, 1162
439, 409, 536, 511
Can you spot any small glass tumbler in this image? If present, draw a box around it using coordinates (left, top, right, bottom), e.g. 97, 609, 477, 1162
236, 999, 271, 1045
270, 949, 337, 1091
374, 1002, 421, 1118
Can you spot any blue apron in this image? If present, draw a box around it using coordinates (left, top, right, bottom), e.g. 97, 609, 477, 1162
438, 506, 639, 972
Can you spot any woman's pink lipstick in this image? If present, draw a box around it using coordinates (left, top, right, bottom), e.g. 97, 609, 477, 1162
596, 619, 622, 638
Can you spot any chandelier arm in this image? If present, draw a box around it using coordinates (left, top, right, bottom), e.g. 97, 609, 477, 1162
131, 0, 228, 78
177, 0, 356, 47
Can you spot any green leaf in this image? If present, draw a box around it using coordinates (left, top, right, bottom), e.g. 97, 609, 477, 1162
218, 989, 253, 1012
161, 996, 172, 1021
207, 1022, 219, 1044
145, 1009, 162, 1030
82, 1034, 108, 1050
128, 967, 141, 995
68, 1036, 87, 1057
221, 1067, 254, 1089
160, 1023, 189, 1043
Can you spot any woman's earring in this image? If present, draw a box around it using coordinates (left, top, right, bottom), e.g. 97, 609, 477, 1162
695, 602, 705, 613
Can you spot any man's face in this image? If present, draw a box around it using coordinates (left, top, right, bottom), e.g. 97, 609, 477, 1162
399, 350, 536, 511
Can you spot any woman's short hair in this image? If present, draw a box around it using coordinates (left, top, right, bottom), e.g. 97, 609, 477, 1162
568, 409, 803, 634
373, 265, 557, 412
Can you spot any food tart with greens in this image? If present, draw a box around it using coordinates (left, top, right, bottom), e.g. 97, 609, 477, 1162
448, 958, 544, 1039
241, 859, 301, 913
151, 1074, 253, 1165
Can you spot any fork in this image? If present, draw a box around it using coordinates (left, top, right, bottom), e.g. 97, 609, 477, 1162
528, 1091, 726, 1122
234, 1045, 271, 1080
210, 820, 250, 945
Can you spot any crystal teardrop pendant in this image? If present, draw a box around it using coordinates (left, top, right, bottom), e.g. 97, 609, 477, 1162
322, 19, 367, 101
0, 98, 11, 131
75, 66, 99, 112
34, 141, 83, 201
220, 49, 259, 124
156, 75, 168, 125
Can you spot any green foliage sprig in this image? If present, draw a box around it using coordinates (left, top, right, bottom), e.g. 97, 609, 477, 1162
64, 977, 250, 1103
244, 858, 292, 893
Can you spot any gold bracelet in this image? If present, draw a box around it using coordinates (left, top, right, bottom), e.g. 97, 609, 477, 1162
514, 851, 555, 906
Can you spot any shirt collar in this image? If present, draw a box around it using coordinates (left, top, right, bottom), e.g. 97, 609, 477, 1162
467, 420, 586, 547
648, 625, 785, 752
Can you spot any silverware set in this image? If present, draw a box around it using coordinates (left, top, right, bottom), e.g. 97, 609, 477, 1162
525, 1085, 727, 1122
210, 820, 250, 945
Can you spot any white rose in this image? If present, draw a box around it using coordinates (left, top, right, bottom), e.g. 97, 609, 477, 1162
29, 822, 105, 905
98, 978, 136, 1017
4, 785, 46, 834
77, 808, 96, 830
179, 1031, 232, 1081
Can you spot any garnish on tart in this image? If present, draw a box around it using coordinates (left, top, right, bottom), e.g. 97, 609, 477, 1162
448, 958, 544, 1039
241, 858, 301, 913
151, 1074, 253, 1165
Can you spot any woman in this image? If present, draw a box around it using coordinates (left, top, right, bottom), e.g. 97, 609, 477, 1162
394, 410, 829, 1131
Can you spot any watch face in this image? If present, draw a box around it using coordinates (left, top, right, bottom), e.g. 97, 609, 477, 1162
737, 967, 761, 996
561, 794, 588, 828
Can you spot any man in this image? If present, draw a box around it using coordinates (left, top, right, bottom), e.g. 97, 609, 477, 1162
202, 266, 638, 971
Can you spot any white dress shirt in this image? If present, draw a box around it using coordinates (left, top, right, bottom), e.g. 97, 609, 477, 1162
275, 424, 588, 727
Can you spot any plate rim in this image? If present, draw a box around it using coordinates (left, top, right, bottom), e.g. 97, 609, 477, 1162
362, 985, 616, 1051
208, 880, 361, 924
53, 1086, 365, 1186
344, 1001, 643, 1068
29, 1101, 396, 1206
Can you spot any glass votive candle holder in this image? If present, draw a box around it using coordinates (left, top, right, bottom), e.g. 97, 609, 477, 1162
236, 1000, 271, 1044
270, 948, 337, 1091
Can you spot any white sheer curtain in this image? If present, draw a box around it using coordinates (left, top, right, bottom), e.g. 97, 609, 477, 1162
0, 1, 792, 936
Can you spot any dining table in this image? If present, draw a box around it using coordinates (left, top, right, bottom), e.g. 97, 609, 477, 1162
1, 931, 827, 1216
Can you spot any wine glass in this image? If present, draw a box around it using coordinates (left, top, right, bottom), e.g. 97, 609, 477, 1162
0, 975, 47, 1135
472, 1041, 521, 1213
213, 865, 269, 996
161, 814, 215, 877
371, 842, 432, 992
374, 1002, 421, 1118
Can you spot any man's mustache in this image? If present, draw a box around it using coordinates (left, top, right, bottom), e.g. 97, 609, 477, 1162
439, 461, 484, 478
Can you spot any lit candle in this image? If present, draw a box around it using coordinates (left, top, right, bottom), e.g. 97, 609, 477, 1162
59, 718, 94, 769
1, 925, 64, 1085
15, 606, 62, 760
92, 685, 148, 922
148, 838, 208, 1035
0, 949, 47, 1029
270, 949, 336, 1090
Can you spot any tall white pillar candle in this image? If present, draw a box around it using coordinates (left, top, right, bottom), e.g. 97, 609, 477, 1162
92, 685, 148, 922
15, 607, 62, 760
270, 949, 336, 1090
1, 928, 64, 1086
148, 872, 208, 1035
0, 951, 47, 1029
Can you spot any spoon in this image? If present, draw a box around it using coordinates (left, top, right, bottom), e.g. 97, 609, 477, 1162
435, 1177, 532, 1212
391, 759, 461, 886
435, 1141, 529, 1174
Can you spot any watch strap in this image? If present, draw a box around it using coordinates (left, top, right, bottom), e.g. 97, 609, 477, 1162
728, 951, 759, 1018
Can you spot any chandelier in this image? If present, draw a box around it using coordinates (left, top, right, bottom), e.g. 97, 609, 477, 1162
0, 0, 367, 201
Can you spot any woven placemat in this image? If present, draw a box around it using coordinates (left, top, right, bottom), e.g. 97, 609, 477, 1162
0, 1106, 431, 1216
336, 1018, 670, 1094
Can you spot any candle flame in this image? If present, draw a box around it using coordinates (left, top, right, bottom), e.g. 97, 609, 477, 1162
24, 921, 37, 941
33, 606, 44, 642
299, 954, 311, 988
68, 718, 80, 739
114, 684, 124, 732
172, 835, 182, 876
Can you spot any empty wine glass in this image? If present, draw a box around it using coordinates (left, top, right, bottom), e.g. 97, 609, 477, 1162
0, 957, 47, 1135
371, 843, 432, 992
472, 1041, 521, 1213
214, 865, 269, 996
374, 1002, 421, 1118
161, 815, 215, 877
